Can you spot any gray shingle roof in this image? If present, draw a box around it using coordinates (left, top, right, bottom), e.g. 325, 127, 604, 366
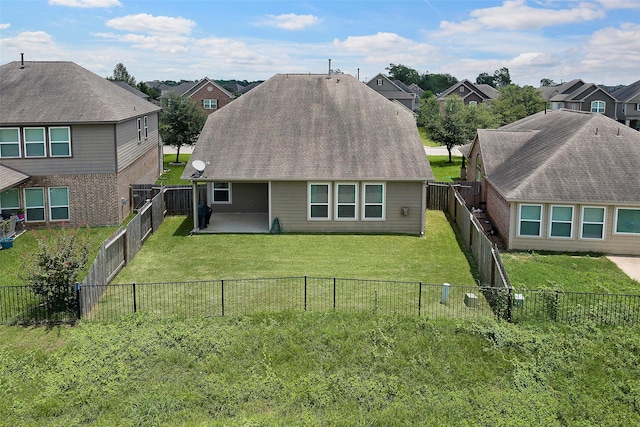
478, 109, 640, 204
611, 80, 640, 102
0, 61, 160, 124
183, 73, 433, 182
0, 164, 29, 192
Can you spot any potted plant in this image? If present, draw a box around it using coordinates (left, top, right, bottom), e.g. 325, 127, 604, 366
17, 209, 25, 220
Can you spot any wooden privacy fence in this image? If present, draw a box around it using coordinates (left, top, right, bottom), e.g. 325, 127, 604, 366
131, 184, 206, 215
426, 181, 479, 211
446, 184, 511, 289
80, 190, 165, 316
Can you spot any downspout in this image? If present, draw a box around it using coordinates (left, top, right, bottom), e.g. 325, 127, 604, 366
421, 181, 427, 236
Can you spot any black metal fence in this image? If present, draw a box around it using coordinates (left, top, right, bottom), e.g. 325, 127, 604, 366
2, 278, 638, 326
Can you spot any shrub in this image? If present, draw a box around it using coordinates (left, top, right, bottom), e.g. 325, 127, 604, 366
21, 227, 89, 315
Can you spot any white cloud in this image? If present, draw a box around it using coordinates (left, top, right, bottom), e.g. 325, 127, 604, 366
0, 31, 62, 60
438, 0, 605, 34
94, 32, 190, 54
333, 32, 439, 67
258, 14, 320, 30
105, 14, 196, 36
0, 23, 10, 30
48, 0, 121, 8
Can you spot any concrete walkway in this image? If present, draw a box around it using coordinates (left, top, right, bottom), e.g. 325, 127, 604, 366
607, 256, 640, 282
424, 145, 462, 156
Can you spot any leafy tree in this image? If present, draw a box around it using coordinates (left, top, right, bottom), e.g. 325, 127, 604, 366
107, 62, 136, 87
491, 84, 545, 125
386, 63, 421, 85
476, 67, 511, 88
540, 78, 557, 87
137, 82, 161, 100
420, 73, 458, 95
493, 67, 511, 87
476, 72, 494, 87
160, 92, 207, 163
21, 227, 89, 315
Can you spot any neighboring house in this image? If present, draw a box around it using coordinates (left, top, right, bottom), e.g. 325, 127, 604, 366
539, 79, 617, 120
611, 80, 640, 131
182, 73, 434, 235
462, 109, 640, 255
0, 61, 162, 227
153, 78, 235, 115
366, 73, 418, 111
438, 80, 499, 107
181, 77, 235, 115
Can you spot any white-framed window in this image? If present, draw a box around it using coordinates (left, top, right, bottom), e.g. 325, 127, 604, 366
203, 99, 218, 109
24, 127, 46, 158
48, 187, 70, 221
362, 183, 385, 220
459, 86, 464, 93
622, 104, 627, 113
308, 183, 330, 220
24, 188, 46, 222
549, 205, 573, 238
551, 102, 564, 110
580, 206, 605, 240
335, 183, 358, 220
614, 208, 640, 235
468, 101, 478, 107
136, 118, 142, 143
49, 127, 71, 157
518, 204, 543, 237
590, 100, 605, 114
143, 116, 148, 139
376, 79, 383, 86
0, 189, 20, 218
637, 103, 640, 111
212, 182, 232, 204
476, 154, 483, 182
0, 128, 21, 158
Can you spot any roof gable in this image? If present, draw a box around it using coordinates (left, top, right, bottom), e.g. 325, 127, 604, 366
612, 80, 640, 102
478, 109, 640, 204
0, 61, 160, 124
183, 77, 234, 99
183, 73, 433, 182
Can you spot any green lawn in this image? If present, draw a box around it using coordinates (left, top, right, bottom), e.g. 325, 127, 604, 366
113, 211, 476, 286
502, 251, 639, 294
156, 154, 191, 185
427, 154, 463, 182
418, 126, 438, 146
0, 226, 118, 287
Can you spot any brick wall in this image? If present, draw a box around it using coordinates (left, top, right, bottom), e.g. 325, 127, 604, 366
189, 83, 234, 114
485, 182, 511, 247
117, 146, 160, 222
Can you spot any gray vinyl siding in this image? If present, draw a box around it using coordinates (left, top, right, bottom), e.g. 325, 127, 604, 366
116, 113, 160, 172
583, 91, 616, 119
0, 123, 116, 175
271, 181, 425, 234
508, 202, 640, 256
211, 182, 268, 213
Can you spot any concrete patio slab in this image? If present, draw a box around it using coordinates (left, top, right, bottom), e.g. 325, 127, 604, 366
607, 256, 640, 283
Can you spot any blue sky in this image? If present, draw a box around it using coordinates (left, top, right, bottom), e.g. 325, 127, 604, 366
1, 0, 638, 86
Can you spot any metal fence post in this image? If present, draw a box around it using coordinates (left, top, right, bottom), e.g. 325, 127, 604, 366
221, 279, 225, 316
418, 281, 422, 317
304, 276, 307, 312
333, 277, 336, 310
75, 282, 81, 320
132, 282, 137, 313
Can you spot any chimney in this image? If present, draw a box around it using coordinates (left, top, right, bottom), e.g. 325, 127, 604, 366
20, 53, 25, 69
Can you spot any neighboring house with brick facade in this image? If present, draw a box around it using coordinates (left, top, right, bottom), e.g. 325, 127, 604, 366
183, 73, 433, 235
153, 78, 235, 115
461, 109, 640, 256
0, 60, 161, 227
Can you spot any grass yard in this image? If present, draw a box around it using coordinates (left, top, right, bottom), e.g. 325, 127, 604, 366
0, 226, 118, 287
1, 313, 639, 425
156, 153, 191, 185
427, 155, 463, 182
502, 251, 639, 294
418, 126, 438, 146
113, 210, 476, 286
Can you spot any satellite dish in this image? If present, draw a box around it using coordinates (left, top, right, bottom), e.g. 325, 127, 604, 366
192, 160, 206, 172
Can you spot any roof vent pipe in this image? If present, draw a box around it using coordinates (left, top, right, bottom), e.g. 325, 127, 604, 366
595, 127, 598, 135
20, 53, 24, 69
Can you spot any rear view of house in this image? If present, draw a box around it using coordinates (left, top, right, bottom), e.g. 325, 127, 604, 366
0, 60, 161, 226
183, 73, 434, 235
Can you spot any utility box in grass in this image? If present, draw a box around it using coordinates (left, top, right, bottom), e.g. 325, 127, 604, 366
1, 238, 14, 249
514, 293, 524, 308
464, 292, 478, 308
